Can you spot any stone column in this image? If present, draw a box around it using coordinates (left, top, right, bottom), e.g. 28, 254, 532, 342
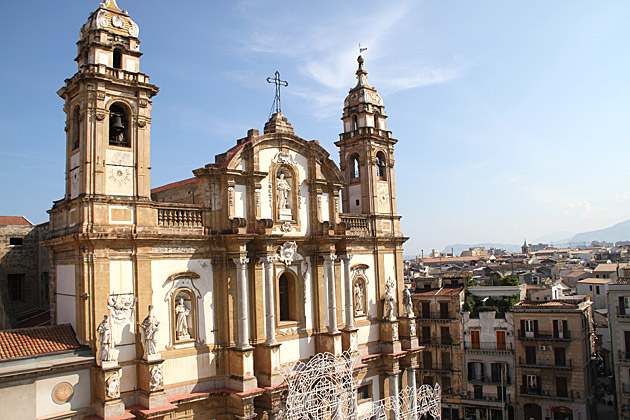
407, 367, 418, 420
389, 371, 400, 420
341, 254, 354, 329
261, 256, 277, 345
326, 254, 338, 333
234, 257, 251, 349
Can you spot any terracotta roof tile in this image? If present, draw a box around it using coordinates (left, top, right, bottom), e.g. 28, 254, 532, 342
414, 287, 463, 297
0, 324, 81, 360
0, 216, 32, 226
514, 300, 584, 309
151, 177, 197, 194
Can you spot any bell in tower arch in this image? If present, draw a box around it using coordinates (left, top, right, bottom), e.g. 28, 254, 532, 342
109, 104, 129, 147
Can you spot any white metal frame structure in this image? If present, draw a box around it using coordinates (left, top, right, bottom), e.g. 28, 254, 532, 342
279, 352, 441, 420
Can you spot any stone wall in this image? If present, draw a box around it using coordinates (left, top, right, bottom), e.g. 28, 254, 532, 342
0, 222, 50, 327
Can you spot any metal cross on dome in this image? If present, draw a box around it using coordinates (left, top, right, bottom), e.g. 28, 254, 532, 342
266, 71, 289, 115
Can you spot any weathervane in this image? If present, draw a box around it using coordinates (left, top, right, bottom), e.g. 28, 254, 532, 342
359, 43, 367, 56
266, 71, 289, 115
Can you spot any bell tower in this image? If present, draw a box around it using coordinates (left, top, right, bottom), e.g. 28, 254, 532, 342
336, 56, 400, 233
57, 0, 158, 207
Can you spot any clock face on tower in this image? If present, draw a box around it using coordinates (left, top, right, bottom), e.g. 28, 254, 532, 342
377, 183, 389, 208
108, 166, 131, 186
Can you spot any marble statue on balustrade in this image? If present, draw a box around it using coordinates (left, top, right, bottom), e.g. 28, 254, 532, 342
97, 315, 117, 365
141, 305, 160, 359
402, 284, 413, 317
383, 278, 396, 320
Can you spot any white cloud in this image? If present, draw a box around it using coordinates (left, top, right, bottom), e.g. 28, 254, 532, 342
233, 0, 463, 118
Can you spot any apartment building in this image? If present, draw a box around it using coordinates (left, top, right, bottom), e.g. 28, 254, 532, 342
512, 297, 596, 420
413, 277, 465, 420
462, 311, 515, 420
609, 265, 630, 420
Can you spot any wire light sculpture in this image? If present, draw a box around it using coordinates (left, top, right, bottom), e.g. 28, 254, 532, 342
278, 351, 441, 420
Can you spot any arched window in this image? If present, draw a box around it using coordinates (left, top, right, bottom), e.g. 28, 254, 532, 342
72, 107, 80, 150
278, 272, 297, 322
376, 151, 387, 179
352, 115, 358, 131
350, 154, 360, 179
109, 104, 130, 147
113, 48, 122, 69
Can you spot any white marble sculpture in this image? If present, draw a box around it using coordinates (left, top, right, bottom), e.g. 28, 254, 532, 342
150, 365, 163, 391
402, 284, 413, 317
276, 172, 291, 210
97, 315, 116, 364
354, 280, 364, 314
278, 241, 298, 266
106, 371, 120, 399
175, 297, 190, 339
383, 278, 396, 320
140, 305, 160, 359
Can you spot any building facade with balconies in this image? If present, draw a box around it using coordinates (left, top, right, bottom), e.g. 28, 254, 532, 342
412, 283, 465, 420
512, 298, 596, 420
462, 311, 515, 420
609, 266, 630, 420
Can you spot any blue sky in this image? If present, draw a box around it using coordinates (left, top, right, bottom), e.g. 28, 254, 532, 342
1, 1, 629, 255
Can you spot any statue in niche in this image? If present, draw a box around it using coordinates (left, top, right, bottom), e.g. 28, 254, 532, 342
140, 305, 160, 358
175, 296, 191, 340
276, 171, 291, 210
97, 315, 116, 363
354, 280, 364, 315
383, 278, 396, 320
402, 284, 414, 317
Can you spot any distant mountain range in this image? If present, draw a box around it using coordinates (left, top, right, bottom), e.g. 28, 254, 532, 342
569, 219, 630, 245
440, 219, 630, 256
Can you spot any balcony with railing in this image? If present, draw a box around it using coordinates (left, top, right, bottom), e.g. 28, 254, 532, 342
417, 311, 457, 321
618, 350, 630, 363
520, 387, 573, 400
339, 127, 393, 141
617, 306, 630, 319
461, 391, 512, 403
418, 363, 455, 372
468, 375, 512, 386
340, 214, 373, 236
419, 335, 457, 346
464, 341, 513, 353
518, 356, 573, 369
517, 330, 571, 341
156, 203, 207, 234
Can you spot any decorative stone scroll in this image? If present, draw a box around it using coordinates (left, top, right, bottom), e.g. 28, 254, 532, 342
106, 371, 121, 399
278, 241, 298, 266
150, 366, 163, 391
272, 151, 297, 166
107, 293, 135, 325
163, 271, 202, 301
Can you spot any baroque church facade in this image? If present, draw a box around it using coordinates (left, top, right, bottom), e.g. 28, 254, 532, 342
47, 1, 421, 418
